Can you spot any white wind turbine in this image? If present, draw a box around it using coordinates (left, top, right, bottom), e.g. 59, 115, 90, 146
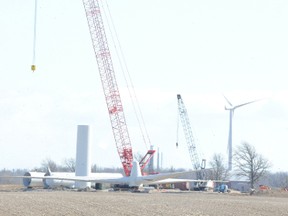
223, 95, 259, 171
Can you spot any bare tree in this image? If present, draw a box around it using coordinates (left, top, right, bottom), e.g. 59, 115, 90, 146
63, 158, 76, 172
41, 158, 58, 172
233, 142, 271, 189
208, 153, 229, 180
266, 172, 288, 188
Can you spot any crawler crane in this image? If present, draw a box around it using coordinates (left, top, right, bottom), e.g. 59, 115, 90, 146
177, 94, 206, 189
82, 0, 154, 176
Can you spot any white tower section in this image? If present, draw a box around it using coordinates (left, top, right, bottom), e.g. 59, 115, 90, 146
75, 125, 91, 188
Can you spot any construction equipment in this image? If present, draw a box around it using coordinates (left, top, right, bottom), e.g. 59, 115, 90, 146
176, 94, 206, 180
81, 0, 154, 176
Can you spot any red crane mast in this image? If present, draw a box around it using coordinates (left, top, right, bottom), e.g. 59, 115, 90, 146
82, 0, 154, 176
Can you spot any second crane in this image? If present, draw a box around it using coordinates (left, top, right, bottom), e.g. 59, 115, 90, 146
177, 94, 206, 179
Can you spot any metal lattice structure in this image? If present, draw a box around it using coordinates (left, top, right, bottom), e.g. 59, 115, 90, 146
177, 94, 201, 171
82, 0, 133, 176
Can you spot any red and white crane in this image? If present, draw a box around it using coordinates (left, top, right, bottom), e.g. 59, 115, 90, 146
82, 0, 154, 176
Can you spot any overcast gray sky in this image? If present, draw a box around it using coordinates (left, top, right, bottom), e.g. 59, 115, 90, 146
0, 0, 287, 172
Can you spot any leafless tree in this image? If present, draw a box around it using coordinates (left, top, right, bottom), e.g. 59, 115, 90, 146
233, 142, 271, 189
207, 153, 229, 180
41, 158, 58, 172
63, 158, 76, 172
266, 172, 288, 188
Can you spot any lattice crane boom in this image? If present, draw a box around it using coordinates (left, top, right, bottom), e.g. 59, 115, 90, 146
82, 0, 154, 176
177, 94, 202, 171
82, 0, 132, 176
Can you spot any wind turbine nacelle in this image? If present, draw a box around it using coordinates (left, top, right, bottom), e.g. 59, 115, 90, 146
224, 105, 232, 110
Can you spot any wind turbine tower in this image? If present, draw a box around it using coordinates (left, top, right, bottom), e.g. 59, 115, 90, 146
224, 96, 258, 171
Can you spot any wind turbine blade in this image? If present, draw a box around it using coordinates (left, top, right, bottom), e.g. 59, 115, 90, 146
223, 94, 233, 106
234, 99, 261, 109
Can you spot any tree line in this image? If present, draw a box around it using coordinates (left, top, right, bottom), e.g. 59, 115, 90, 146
206, 141, 287, 190
1, 141, 287, 189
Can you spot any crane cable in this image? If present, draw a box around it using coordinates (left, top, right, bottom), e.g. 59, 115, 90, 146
31, 0, 37, 72
176, 107, 179, 148
101, 1, 151, 150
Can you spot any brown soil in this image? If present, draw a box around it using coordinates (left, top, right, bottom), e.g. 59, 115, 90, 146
0, 185, 288, 216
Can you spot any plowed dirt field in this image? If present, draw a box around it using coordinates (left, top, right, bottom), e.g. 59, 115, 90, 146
1, 185, 288, 216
